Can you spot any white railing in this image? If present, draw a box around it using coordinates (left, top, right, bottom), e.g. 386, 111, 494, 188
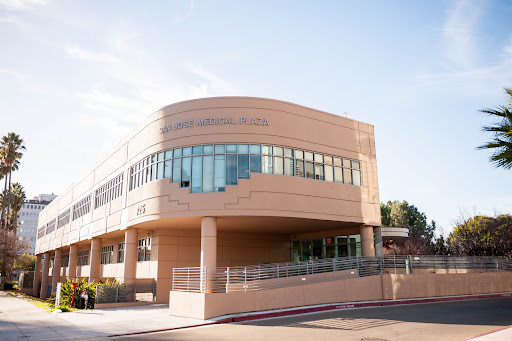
172, 256, 512, 293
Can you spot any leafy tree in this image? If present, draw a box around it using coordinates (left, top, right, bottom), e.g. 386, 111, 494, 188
448, 214, 512, 257
381, 200, 436, 255
0, 133, 25, 229
14, 253, 36, 271
478, 88, 512, 169
0, 229, 29, 280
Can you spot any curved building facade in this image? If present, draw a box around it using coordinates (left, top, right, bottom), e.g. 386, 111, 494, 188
34, 97, 382, 303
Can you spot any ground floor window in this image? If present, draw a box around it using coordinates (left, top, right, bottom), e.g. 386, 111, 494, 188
61, 254, 69, 268
137, 237, 151, 261
101, 245, 114, 264
77, 250, 89, 266
118, 243, 125, 263
291, 234, 362, 262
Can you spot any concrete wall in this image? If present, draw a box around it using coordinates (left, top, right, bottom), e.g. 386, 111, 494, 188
169, 272, 512, 320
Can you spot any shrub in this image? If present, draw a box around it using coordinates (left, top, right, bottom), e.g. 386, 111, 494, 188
2, 281, 17, 290
49, 278, 97, 309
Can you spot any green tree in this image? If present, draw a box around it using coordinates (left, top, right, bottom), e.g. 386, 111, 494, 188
448, 214, 512, 257
8, 183, 25, 232
14, 253, 36, 271
478, 88, 512, 169
381, 200, 436, 254
0, 133, 25, 229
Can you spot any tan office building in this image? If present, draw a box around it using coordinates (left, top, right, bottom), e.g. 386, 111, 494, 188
34, 97, 382, 303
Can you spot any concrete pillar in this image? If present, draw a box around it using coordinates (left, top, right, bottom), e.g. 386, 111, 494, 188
123, 228, 138, 285
201, 217, 217, 292
51, 249, 62, 293
68, 245, 78, 279
89, 239, 101, 282
374, 226, 384, 257
39, 252, 50, 299
32, 254, 42, 297
360, 224, 376, 257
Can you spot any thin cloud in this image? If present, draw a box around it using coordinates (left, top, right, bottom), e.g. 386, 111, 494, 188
0, 0, 48, 11
66, 46, 120, 64
442, 0, 481, 70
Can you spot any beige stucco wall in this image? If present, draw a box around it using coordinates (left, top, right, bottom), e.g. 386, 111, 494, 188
169, 272, 512, 320
36, 97, 380, 256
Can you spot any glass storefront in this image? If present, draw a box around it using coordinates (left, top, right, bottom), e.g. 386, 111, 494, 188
291, 234, 362, 262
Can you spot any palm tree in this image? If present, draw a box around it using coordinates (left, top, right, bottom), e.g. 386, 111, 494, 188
8, 183, 25, 232
478, 88, 512, 169
0, 133, 25, 228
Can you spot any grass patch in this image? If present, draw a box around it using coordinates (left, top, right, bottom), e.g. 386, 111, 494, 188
6, 291, 80, 312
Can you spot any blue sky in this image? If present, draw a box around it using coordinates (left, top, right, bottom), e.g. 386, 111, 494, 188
1, 0, 511, 235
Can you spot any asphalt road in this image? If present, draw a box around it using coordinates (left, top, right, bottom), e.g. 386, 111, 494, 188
114, 297, 512, 341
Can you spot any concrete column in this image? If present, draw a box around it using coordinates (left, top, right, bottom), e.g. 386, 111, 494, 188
39, 252, 50, 299
68, 245, 78, 279
51, 249, 62, 293
123, 228, 138, 285
89, 239, 102, 282
374, 226, 384, 257
32, 254, 42, 297
360, 224, 376, 257
201, 217, 217, 292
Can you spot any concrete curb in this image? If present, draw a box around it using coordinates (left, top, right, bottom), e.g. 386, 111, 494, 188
461, 325, 512, 340
108, 292, 512, 338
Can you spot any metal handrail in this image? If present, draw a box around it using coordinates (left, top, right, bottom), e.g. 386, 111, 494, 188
172, 256, 512, 293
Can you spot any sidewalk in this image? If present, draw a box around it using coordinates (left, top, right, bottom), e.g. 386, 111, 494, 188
0, 291, 208, 340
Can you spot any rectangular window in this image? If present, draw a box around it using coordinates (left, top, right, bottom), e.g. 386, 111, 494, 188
262, 156, 273, 174
249, 155, 261, 173
203, 144, 214, 154
343, 159, 351, 168
101, 245, 114, 264
295, 160, 304, 177
118, 243, 125, 263
238, 144, 249, 153
46, 218, 56, 235
305, 161, 315, 179
273, 157, 284, 175
214, 155, 225, 192
95, 173, 123, 208
181, 157, 191, 187
164, 150, 173, 160
262, 145, 272, 155
164, 160, 172, 178
77, 251, 89, 266
192, 145, 202, 155
325, 165, 334, 182
343, 168, 352, 185
191, 156, 202, 193
314, 153, 324, 163
226, 154, 238, 185
315, 163, 324, 180
182, 147, 192, 156
137, 237, 151, 261
238, 154, 249, 179
273, 146, 284, 156
353, 169, 361, 186
157, 161, 164, 179
214, 144, 225, 154
61, 255, 69, 268
284, 158, 294, 176
334, 167, 343, 183
324, 156, 333, 165
304, 151, 314, 161
202, 155, 214, 193
249, 144, 261, 154
226, 144, 237, 153
57, 208, 71, 229
72, 195, 91, 221
173, 148, 182, 158
172, 158, 181, 183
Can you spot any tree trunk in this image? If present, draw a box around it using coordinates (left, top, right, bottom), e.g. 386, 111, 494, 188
7, 170, 11, 231
1, 175, 7, 229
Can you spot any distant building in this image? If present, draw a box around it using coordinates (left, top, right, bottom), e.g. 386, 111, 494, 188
18, 194, 57, 254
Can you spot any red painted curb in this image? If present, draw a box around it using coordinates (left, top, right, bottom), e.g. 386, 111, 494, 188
106, 292, 512, 337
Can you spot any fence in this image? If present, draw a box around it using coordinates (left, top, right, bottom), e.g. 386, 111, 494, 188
172, 255, 512, 293
18, 271, 34, 289
95, 282, 156, 304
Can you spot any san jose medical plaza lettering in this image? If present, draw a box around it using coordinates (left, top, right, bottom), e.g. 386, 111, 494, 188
160, 116, 270, 134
